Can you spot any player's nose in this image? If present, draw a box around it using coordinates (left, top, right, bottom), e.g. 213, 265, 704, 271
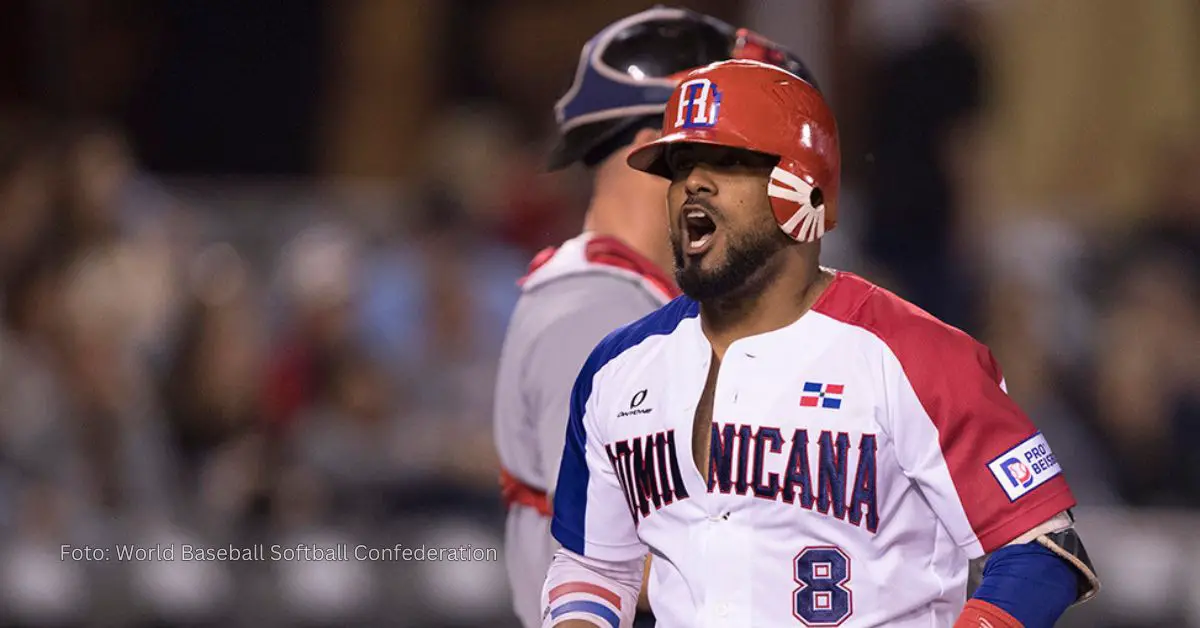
683, 164, 717, 197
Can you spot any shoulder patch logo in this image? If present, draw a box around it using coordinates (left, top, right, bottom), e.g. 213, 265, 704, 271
987, 432, 1062, 501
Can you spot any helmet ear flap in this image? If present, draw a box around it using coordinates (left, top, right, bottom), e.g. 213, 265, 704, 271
766, 162, 830, 243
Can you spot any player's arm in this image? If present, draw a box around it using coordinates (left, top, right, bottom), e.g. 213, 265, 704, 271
885, 325, 1098, 628
956, 510, 1098, 628
542, 548, 645, 628
541, 335, 649, 627
529, 279, 660, 613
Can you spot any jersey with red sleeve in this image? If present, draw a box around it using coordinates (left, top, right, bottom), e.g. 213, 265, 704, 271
547, 270, 1075, 627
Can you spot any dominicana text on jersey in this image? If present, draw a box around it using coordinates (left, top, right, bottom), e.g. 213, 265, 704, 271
607, 422, 880, 534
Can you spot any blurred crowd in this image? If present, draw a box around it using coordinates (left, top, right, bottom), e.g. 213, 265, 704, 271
0, 112, 561, 626
0, 1, 1197, 627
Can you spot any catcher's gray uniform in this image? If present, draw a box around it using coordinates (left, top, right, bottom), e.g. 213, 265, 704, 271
494, 232, 677, 627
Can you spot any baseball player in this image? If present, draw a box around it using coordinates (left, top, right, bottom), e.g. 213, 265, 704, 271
493, 8, 815, 627
540, 60, 1101, 628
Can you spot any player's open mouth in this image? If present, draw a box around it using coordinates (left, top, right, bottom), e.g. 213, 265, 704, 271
683, 206, 717, 255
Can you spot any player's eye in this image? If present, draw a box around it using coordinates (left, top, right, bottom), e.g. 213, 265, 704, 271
717, 150, 777, 171
705, 152, 743, 169
667, 149, 697, 176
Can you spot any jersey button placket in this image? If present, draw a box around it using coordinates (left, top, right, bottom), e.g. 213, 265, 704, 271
711, 354, 741, 628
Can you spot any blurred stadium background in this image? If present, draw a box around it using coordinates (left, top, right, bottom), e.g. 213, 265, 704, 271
0, 0, 1196, 626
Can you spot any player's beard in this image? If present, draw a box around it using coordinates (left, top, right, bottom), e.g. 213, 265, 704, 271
670, 216, 792, 302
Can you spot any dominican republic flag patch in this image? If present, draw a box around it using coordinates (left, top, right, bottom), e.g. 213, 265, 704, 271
801, 382, 844, 409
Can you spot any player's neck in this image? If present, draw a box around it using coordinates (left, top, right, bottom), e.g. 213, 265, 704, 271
583, 196, 673, 277
700, 249, 829, 361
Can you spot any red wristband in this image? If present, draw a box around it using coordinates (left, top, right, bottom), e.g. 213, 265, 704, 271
954, 599, 1024, 628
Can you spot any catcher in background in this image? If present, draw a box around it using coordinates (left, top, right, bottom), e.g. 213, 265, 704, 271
492, 7, 816, 627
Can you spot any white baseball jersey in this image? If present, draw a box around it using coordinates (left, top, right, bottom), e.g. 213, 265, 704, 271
545, 270, 1076, 627
494, 232, 679, 627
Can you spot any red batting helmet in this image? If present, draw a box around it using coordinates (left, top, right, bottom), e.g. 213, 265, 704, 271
626, 59, 840, 242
